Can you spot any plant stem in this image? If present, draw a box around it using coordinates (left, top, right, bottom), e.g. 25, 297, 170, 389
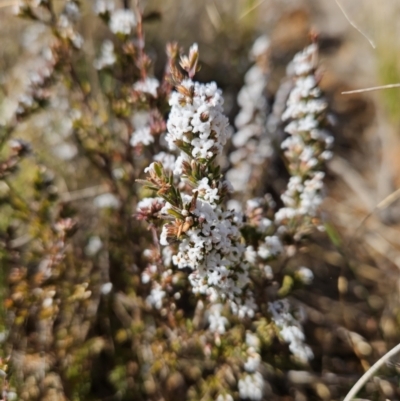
343, 342, 400, 401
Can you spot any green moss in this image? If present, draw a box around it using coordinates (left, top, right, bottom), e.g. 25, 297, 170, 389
377, 49, 400, 125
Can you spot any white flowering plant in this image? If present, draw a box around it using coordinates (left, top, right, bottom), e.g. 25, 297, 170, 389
136, 38, 333, 399
0, 2, 397, 401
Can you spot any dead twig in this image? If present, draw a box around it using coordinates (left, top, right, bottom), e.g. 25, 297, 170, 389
343, 342, 400, 401
335, 0, 375, 49
342, 83, 400, 95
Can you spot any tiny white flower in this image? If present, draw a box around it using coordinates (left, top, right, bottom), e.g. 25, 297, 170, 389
251, 35, 270, 58
94, 0, 114, 15
42, 297, 53, 308
296, 266, 314, 284
94, 40, 116, 70
109, 9, 136, 35
130, 126, 154, 147
101, 282, 113, 295
52, 143, 77, 160
146, 284, 166, 309
154, 152, 176, 172
133, 77, 160, 97
94, 193, 120, 209
208, 303, 228, 334
244, 353, 261, 372
85, 236, 103, 256
238, 372, 264, 400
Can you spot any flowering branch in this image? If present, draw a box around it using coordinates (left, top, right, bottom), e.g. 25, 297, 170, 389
139, 44, 256, 318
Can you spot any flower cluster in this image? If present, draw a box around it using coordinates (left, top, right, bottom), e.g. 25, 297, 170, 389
227, 35, 273, 196
129, 98, 165, 149
93, 3, 166, 153
238, 332, 264, 400
166, 78, 229, 161
275, 43, 333, 235
140, 45, 256, 318
94, 40, 116, 70
130, 111, 155, 147
207, 303, 229, 334
133, 77, 160, 98
16, 48, 57, 118
57, 1, 83, 49
137, 233, 183, 314
237, 42, 331, 362
109, 9, 136, 35
145, 163, 256, 318
94, 0, 137, 36
269, 299, 313, 362
93, 0, 114, 16
242, 197, 283, 276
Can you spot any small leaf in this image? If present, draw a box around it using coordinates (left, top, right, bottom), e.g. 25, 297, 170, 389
142, 11, 162, 22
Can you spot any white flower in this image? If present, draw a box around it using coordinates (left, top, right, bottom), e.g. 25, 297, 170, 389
258, 235, 282, 259
251, 35, 270, 58
42, 297, 53, 308
262, 264, 274, 280
94, 193, 120, 209
6, 392, 17, 401
141, 271, 151, 284
0, 332, 8, 344
161, 184, 254, 317
172, 154, 187, 175
146, 283, 165, 309
286, 43, 318, 77
64, 1, 80, 21
244, 353, 261, 372
137, 197, 164, 211
132, 110, 150, 129
238, 372, 264, 400
245, 246, 257, 264
52, 143, 77, 160
94, 0, 114, 15
142, 72, 255, 317
85, 236, 103, 256
57, 14, 84, 49
112, 168, 125, 179
197, 178, 220, 204
276, 42, 333, 236
296, 266, 314, 284
232, 126, 257, 147
130, 126, 154, 147
159, 225, 169, 246
153, 152, 176, 172
246, 332, 260, 349
208, 303, 228, 334
94, 40, 116, 70
109, 9, 136, 35
166, 79, 230, 160
226, 199, 242, 213
101, 282, 113, 295
162, 246, 174, 267
141, 264, 157, 284
227, 37, 272, 195
269, 300, 313, 362
133, 77, 160, 97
